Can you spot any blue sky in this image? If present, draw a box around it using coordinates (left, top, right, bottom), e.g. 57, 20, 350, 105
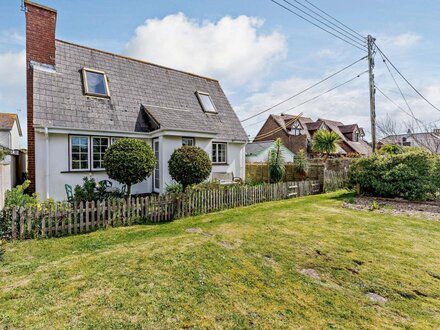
1, 0, 440, 146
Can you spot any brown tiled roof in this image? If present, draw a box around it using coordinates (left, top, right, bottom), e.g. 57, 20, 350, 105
338, 124, 358, 134
0, 113, 18, 131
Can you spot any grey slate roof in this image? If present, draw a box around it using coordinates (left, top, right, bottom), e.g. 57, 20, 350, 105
32, 40, 248, 141
246, 140, 275, 155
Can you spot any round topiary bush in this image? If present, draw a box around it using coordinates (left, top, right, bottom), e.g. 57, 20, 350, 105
104, 138, 156, 197
168, 146, 212, 190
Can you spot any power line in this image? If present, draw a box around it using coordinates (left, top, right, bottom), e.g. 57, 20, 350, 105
271, 0, 367, 52
289, 0, 366, 44
375, 85, 423, 124
303, 0, 366, 40
377, 49, 418, 122
240, 55, 367, 123
245, 70, 368, 130
375, 43, 440, 113
281, 0, 366, 48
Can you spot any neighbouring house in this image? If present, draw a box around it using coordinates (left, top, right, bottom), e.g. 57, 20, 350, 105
254, 114, 372, 157
246, 140, 295, 163
0, 113, 27, 208
24, 1, 247, 200
379, 129, 440, 154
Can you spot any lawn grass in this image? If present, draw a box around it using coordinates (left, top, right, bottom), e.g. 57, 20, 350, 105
1, 191, 439, 329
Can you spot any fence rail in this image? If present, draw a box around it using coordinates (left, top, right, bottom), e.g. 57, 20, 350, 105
4, 180, 321, 240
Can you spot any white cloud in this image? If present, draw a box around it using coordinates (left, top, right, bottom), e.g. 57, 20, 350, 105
0, 30, 25, 46
0, 50, 25, 105
237, 69, 440, 141
379, 32, 422, 49
316, 48, 337, 58
125, 13, 287, 87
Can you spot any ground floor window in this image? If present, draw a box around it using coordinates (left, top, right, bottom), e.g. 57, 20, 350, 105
69, 135, 122, 171
92, 137, 109, 169
70, 136, 89, 170
212, 142, 227, 164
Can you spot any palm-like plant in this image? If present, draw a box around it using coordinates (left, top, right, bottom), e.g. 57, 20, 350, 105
293, 149, 309, 180
268, 138, 285, 183
312, 130, 341, 160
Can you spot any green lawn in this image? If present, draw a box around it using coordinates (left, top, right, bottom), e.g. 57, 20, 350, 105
1, 191, 439, 329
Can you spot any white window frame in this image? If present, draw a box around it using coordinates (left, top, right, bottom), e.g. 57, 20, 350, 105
82, 68, 111, 98
212, 142, 227, 164
196, 91, 217, 113
291, 121, 302, 136
92, 136, 110, 170
70, 135, 90, 171
182, 137, 195, 146
353, 131, 359, 142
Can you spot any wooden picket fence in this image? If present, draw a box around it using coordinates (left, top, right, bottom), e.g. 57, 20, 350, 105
4, 180, 321, 240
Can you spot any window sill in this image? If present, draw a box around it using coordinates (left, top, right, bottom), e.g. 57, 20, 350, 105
61, 169, 107, 174
213, 163, 228, 166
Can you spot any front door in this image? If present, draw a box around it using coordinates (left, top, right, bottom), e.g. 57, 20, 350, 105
153, 139, 160, 193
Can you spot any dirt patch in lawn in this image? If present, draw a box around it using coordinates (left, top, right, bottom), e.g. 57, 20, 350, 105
343, 197, 440, 221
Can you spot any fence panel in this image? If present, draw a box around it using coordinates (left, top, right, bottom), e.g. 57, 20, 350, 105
3, 180, 321, 240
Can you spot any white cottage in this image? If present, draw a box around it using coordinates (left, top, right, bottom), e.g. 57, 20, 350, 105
25, 1, 248, 200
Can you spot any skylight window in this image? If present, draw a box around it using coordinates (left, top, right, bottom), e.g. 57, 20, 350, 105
196, 91, 217, 113
82, 68, 110, 97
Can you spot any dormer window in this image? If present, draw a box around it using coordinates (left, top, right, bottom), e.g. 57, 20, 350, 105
82, 68, 110, 97
353, 130, 359, 142
196, 91, 217, 113
291, 120, 301, 136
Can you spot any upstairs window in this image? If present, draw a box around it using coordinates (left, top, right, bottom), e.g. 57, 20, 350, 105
196, 91, 217, 113
82, 68, 110, 97
291, 121, 302, 136
353, 130, 359, 142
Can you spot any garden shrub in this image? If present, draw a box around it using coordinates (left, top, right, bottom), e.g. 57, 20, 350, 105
293, 149, 309, 180
269, 138, 285, 183
104, 138, 156, 197
168, 146, 212, 190
348, 148, 438, 200
4, 180, 39, 208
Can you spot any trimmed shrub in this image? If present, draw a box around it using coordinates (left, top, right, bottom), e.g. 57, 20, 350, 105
168, 146, 212, 190
104, 138, 156, 197
348, 148, 438, 200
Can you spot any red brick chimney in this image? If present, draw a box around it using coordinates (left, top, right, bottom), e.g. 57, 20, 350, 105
25, 1, 57, 192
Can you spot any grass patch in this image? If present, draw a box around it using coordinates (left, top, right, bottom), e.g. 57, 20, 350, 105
1, 191, 439, 329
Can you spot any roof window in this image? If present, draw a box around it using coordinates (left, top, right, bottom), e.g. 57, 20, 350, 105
82, 68, 110, 97
196, 91, 217, 113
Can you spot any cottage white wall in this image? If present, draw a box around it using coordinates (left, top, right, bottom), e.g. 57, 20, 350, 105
36, 132, 153, 201
158, 136, 246, 194
0, 122, 21, 150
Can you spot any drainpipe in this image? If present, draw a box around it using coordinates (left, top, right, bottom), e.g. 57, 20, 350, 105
44, 127, 50, 199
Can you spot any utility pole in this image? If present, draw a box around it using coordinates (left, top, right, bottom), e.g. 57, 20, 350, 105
367, 35, 377, 152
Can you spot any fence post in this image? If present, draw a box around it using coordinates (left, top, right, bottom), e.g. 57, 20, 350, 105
11, 207, 17, 240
